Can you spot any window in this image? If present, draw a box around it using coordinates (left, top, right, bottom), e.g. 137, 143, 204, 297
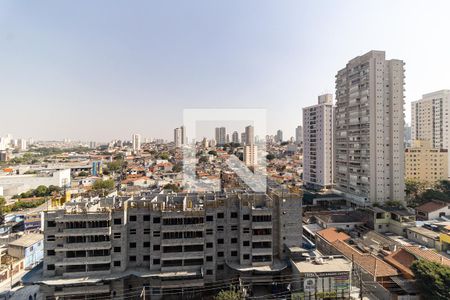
113, 218, 121, 225
231, 225, 238, 231
218, 251, 224, 257
153, 245, 160, 251
153, 217, 161, 224
113, 232, 121, 239
129, 229, 136, 235
231, 251, 238, 256
206, 269, 213, 275
114, 247, 121, 253
206, 242, 213, 248
144, 228, 150, 234
217, 239, 224, 244
206, 229, 213, 235
129, 215, 137, 222
243, 214, 250, 220
243, 228, 250, 234
47, 250, 55, 256
143, 215, 151, 221
206, 215, 214, 222
113, 261, 121, 267
47, 235, 55, 242
217, 212, 224, 219
231, 238, 237, 244
243, 254, 250, 260
47, 264, 55, 270
143, 242, 150, 248
143, 255, 150, 261
129, 242, 136, 248
217, 226, 224, 232
129, 256, 136, 262
230, 212, 238, 218
47, 221, 56, 227
217, 264, 224, 270
206, 256, 213, 262
153, 231, 160, 237
243, 241, 250, 247
153, 259, 160, 265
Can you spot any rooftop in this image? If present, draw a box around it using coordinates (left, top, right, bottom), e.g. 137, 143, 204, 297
292, 256, 352, 274
416, 201, 448, 213
9, 233, 43, 248
316, 227, 350, 243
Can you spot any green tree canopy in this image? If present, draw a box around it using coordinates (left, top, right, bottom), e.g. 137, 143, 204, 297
411, 259, 450, 300
214, 289, 242, 300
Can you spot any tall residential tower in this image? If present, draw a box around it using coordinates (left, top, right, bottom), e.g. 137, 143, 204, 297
303, 94, 334, 190
334, 51, 405, 205
411, 90, 450, 177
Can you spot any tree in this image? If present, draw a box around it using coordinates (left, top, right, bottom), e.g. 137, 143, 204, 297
163, 183, 180, 193
411, 259, 450, 300
214, 289, 242, 300
78, 171, 89, 177
92, 179, 115, 194
0, 196, 6, 224
159, 152, 170, 160
107, 160, 124, 173
198, 156, 208, 164
208, 150, 218, 156
266, 154, 275, 161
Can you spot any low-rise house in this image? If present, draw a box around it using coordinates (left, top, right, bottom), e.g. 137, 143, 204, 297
415, 201, 450, 221
7, 233, 43, 269
384, 246, 450, 279
406, 226, 441, 250
291, 256, 352, 300
315, 227, 350, 255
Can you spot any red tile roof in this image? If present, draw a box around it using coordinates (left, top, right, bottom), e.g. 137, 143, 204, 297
317, 227, 350, 243
416, 201, 447, 213
332, 240, 398, 278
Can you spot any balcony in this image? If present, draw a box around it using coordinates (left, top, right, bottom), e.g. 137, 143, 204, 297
251, 235, 272, 242
55, 242, 111, 251
54, 285, 110, 297
252, 222, 272, 229
161, 238, 204, 246
57, 256, 111, 265
55, 227, 110, 236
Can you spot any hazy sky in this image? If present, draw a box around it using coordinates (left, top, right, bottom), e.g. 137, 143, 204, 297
1, 0, 449, 141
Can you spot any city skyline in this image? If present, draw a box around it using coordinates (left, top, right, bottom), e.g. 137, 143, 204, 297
1, 1, 450, 140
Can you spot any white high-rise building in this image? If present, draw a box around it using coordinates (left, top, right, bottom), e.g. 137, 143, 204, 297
303, 94, 334, 190
241, 132, 246, 145
276, 130, 283, 143
215, 127, 226, 145
174, 127, 182, 148
295, 125, 303, 145
231, 131, 239, 144
180, 125, 186, 145
132, 133, 141, 152
334, 51, 405, 205
18, 139, 27, 151
411, 90, 450, 177
245, 125, 254, 145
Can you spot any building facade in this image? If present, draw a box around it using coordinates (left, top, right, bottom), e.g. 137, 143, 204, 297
295, 125, 303, 145
405, 140, 448, 183
303, 94, 334, 190
39, 190, 302, 299
411, 90, 450, 177
215, 127, 226, 145
132, 133, 141, 152
334, 50, 405, 205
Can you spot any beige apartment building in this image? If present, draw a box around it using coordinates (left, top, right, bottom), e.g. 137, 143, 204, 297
334, 50, 405, 205
405, 140, 448, 183
411, 90, 450, 177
